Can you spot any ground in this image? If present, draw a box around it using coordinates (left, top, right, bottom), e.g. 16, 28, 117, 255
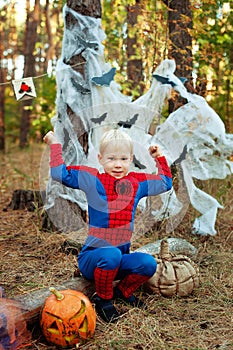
0, 143, 232, 350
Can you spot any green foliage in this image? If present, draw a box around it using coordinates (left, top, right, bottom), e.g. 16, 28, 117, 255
2, 0, 233, 144
31, 75, 57, 140
4, 87, 22, 142
102, 0, 168, 102
193, 0, 233, 126
102, 0, 232, 128
4, 75, 56, 143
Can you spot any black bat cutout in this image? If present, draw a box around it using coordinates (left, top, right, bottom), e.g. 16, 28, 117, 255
70, 77, 91, 95
153, 74, 188, 87
76, 34, 99, 51
133, 155, 146, 170
178, 77, 188, 84
152, 74, 177, 87
91, 67, 116, 87
118, 114, 139, 129
90, 112, 108, 125
173, 145, 188, 165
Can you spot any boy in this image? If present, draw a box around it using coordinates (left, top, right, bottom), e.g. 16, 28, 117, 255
44, 129, 172, 322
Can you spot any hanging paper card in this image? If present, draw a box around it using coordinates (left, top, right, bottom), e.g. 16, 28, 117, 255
12, 77, 37, 101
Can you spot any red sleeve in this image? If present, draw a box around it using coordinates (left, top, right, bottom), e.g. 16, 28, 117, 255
49, 144, 64, 167
155, 156, 172, 178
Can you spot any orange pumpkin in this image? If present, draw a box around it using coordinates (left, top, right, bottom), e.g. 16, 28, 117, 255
40, 287, 96, 347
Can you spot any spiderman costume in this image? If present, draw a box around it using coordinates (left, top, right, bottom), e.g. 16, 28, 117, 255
49, 143, 172, 307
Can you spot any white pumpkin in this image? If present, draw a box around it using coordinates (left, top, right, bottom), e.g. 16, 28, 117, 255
145, 239, 200, 297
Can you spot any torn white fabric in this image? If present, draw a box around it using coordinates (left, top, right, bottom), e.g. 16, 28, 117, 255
41, 5, 233, 236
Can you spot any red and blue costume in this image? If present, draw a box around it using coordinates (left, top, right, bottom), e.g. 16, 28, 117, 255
49, 144, 172, 300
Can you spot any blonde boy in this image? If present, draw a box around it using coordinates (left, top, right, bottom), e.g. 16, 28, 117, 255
44, 129, 172, 322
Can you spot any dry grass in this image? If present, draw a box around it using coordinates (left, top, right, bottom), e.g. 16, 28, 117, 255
0, 144, 233, 350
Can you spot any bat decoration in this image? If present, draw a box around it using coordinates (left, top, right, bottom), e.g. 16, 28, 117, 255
172, 145, 188, 165
90, 112, 108, 125
152, 74, 177, 87
91, 67, 116, 87
178, 77, 188, 84
153, 74, 188, 87
133, 155, 146, 170
70, 77, 91, 94
76, 34, 99, 51
118, 114, 139, 129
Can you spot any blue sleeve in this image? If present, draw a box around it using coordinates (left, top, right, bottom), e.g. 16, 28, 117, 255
51, 164, 97, 192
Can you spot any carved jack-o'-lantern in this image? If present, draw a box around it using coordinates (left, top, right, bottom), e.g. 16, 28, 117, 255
146, 239, 200, 297
40, 287, 96, 347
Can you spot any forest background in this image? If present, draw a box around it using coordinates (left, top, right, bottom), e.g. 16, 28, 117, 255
0, 0, 232, 151
0, 1, 233, 349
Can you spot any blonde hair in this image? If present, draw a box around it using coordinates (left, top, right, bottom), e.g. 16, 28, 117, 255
99, 129, 133, 155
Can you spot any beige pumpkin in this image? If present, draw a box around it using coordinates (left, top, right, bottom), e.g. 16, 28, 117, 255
145, 239, 200, 297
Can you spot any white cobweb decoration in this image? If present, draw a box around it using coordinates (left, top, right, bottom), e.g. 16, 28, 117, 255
40, 4, 233, 236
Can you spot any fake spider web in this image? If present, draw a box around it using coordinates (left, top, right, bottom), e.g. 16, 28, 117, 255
40, 4, 233, 236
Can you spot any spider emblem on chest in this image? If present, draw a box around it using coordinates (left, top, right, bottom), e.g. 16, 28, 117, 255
114, 179, 133, 196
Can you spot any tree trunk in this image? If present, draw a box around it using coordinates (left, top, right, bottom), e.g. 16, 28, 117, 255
162, 0, 193, 113
0, 71, 5, 152
126, 1, 143, 96
44, 0, 54, 70
225, 78, 231, 133
164, 0, 193, 78
66, 0, 101, 18
8, 189, 87, 232
19, 0, 40, 148
43, 0, 102, 232
225, 47, 233, 133
8, 189, 45, 211
0, 9, 6, 151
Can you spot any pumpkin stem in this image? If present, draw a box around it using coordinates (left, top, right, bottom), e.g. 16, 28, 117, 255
160, 239, 171, 260
49, 287, 64, 301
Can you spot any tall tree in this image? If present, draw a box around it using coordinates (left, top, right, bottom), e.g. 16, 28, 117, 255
0, 20, 5, 151
102, 0, 168, 96
163, 0, 193, 78
126, 1, 143, 96
19, 0, 40, 147
162, 0, 193, 112
64, 0, 102, 150
44, 0, 54, 70
0, 2, 8, 151
43, 0, 102, 231
67, 0, 101, 17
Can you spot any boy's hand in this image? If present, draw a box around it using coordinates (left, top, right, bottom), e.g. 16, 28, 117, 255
43, 131, 58, 145
149, 145, 163, 158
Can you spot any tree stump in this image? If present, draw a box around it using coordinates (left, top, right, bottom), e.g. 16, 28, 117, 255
43, 196, 87, 233
7, 189, 87, 233
8, 189, 45, 211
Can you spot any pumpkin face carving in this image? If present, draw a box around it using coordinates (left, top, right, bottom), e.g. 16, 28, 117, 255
145, 239, 200, 297
40, 288, 96, 347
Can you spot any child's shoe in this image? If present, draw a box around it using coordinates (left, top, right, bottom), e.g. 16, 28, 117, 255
93, 295, 119, 323
114, 287, 145, 308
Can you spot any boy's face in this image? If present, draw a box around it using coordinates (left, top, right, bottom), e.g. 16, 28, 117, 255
98, 141, 133, 179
